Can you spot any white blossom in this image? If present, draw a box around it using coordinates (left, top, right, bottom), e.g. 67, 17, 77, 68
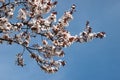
7, 11, 14, 18
18, 8, 27, 20
0, 1, 105, 73
23, 40, 29, 47
87, 33, 96, 41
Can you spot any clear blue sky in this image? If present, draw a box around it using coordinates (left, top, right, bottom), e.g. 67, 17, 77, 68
0, 0, 120, 80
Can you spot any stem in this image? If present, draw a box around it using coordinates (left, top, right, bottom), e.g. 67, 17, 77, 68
0, 37, 38, 54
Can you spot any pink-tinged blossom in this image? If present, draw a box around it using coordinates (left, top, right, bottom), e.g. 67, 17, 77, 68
18, 8, 27, 20
0, 1, 105, 73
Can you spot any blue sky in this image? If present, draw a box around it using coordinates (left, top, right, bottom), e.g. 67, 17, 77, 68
0, 0, 120, 80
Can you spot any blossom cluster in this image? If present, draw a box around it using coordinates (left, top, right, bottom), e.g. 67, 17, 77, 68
77, 21, 106, 43
0, 0, 105, 73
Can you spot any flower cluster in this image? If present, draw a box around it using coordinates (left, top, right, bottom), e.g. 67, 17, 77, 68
0, 0, 105, 73
30, 52, 65, 73
22, 0, 58, 17
77, 21, 106, 43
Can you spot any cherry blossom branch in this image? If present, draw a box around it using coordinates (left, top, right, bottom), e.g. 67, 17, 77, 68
0, 0, 105, 74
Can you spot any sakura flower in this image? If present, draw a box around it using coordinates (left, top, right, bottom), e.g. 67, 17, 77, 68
22, 40, 29, 47
87, 33, 96, 42
96, 32, 106, 39
7, 11, 14, 18
55, 50, 65, 57
36, 55, 45, 63
0, 17, 8, 25
41, 65, 58, 73
58, 11, 73, 27
64, 11, 73, 21
78, 36, 86, 43
49, 67, 58, 73
50, 59, 66, 67
18, 8, 27, 20
40, 65, 48, 72
16, 53, 25, 67
47, 12, 57, 23
44, 20, 51, 27
40, 65, 58, 73
4, 22, 12, 31
43, 1, 57, 14
71, 4, 76, 10
31, 25, 40, 33
50, 60, 60, 67
69, 36, 76, 43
